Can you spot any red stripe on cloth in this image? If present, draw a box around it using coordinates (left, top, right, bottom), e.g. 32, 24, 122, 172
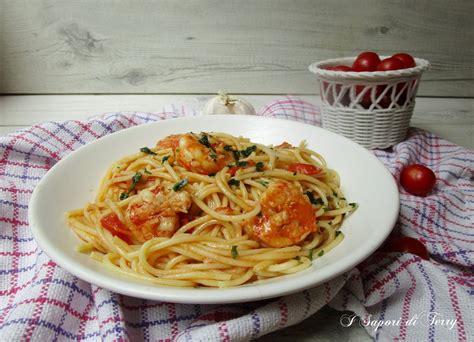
396, 267, 417, 340
218, 321, 230, 342
22, 261, 56, 341
448, 277, 467, 341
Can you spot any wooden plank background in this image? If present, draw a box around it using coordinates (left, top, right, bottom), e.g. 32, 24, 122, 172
1, 0, 473, 96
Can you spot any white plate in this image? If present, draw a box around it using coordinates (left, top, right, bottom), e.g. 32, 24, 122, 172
29, 115, 399, 304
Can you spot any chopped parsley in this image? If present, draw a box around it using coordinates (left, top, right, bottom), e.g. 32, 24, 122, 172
198, 133, 213, 149
255, 162, 264, 172
140, 147, 156, 155
349, 203, 357, 208
236, 161, 248, 167
209, 151, 218, 160
224, 145, 233, 151
240, 145, 256, 157
228, 178, 240, 186
308, 249, 314, 261
332, 191, 338, 197
172, 178, 188, 191
162, 155, 170, 163
335, 231, 342, 237
119, 172, 142, 200
318, 250, 325, 257
232, 150, 240, 161
231, 245, 238, 259
305, 191, 324, 205
143, 169, 152, 175
257, 180, 269, 187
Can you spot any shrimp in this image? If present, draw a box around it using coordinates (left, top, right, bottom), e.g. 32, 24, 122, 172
126, 190, 192, 241
244, 181, 317, 248
156, 134, 182, 150
175, 133, 232, 175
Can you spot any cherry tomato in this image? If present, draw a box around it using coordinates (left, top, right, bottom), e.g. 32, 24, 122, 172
385, 236, 430, 260
100, 213, 132, 243
400, 164, 436, 196
392, 53, 416, 69
333, 65, 352, 72
377, 57, 405, 71
352, 52, 381, 72
287, 163, 322, 175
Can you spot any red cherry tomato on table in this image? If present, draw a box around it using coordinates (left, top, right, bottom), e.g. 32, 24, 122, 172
400, 164, 436, 196
392, 53, 416, 69
287, 163, 322, 175
377, 57, 405, 71
352, 51, 381, 72
384, 236, 430, 260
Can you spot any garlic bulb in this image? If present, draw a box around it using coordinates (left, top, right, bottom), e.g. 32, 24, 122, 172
202, 91, 256, 115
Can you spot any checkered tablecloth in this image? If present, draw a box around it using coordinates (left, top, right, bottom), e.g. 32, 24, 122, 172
0, 97, 472, 341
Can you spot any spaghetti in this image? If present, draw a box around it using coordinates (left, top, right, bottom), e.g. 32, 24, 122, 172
66, 132, 357, 288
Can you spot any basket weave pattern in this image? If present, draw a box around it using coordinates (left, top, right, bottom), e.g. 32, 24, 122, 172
309, 57, 430, 149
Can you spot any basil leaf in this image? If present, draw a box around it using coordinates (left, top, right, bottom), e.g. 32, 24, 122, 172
318, 250, 324, 257
255, 162, 264, 172
304, 191, 324, 205
240, 145, 256, 157
140, 147, 156, 155
173, 178, 188, 191
120, 172, 142, 200
231, 245, 238, 259
162, 155, 170, 163
236, 161, 248, 167
228, 178, 240, 186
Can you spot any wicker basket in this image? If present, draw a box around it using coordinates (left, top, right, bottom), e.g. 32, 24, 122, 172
309, 57, 430, 149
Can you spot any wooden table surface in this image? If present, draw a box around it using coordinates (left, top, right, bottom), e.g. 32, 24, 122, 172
0, 94, 472, 341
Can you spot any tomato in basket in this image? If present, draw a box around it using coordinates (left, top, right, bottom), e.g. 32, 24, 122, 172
392, 53, 416, 69
377, 57, 405, 71
352, 52, 380, 72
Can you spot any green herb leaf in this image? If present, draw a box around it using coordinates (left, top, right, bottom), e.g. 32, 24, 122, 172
318, 250, 324, 257
232, 150, 240, 161
335, 231, 342, 237
198, 133, 211, 148
308, 249, 314, 261
173, 178, 189, 191
255, 162, 264, 172
140, 147, 157, 155
332, 191, 338, 197
224, 145, 233, 151
257, 180, 269, 187
240, 145, 256, 157
162, 155, 170, 164
349, 203, 357, 208
209, 152, 218, 160
144, 169, 152, 175
305, 191, 324, 205
228, 178, 240, 186
236, 161, 248, 167
231, 245, 238, 259
120, 172, 143, 200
